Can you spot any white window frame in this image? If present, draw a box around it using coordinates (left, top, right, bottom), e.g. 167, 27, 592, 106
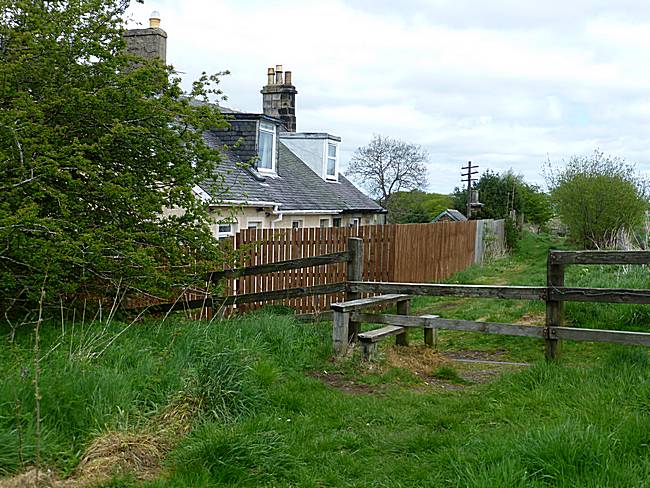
257, 121, 277, 173
247, 220, 263, 230
319, 218, 330, 228
292, 219, 303, 229
324, 141, 339, 180
216, 222, 235, 240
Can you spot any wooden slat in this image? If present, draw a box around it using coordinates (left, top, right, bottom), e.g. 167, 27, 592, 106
207, 249, 349, 281
550, 287, 650, 304
331, 294, 411, 312
139, 282, 348, 314
550, 250, 650, 265
352, 313, 545, 338
553, 326, 650, 346
349, 281, 547, 301
358, 325, 405, 343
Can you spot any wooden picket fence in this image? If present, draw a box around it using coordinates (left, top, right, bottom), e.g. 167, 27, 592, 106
229, 221, 477, 314
130, 221, 487, 318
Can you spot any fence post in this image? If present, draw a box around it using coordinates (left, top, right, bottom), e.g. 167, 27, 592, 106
395, 299, 410, 346
346, 237, 364, 342
545, 251, 564, 360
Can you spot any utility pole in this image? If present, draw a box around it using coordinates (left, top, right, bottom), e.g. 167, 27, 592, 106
461, 161, 479, 218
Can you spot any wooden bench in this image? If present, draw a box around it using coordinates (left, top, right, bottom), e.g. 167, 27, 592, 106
357, 315, 440, 360
331, 294, 412, 355
358, 325, 405, 360
331, 294, 441, 359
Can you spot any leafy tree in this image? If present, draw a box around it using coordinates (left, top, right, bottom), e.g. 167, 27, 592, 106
545, 151, 648, 249
386, 190, 452, 224
452, 170, 553, 229
0, 0, 228, 318
346, 135, 428, 207
520, 183, 553, 230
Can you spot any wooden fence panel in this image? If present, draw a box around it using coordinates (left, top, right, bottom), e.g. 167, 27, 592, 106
226, 221, 479, 314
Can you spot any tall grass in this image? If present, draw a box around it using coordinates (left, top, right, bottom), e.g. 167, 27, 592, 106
565, 264, 650, 331
0, 313, 331, 476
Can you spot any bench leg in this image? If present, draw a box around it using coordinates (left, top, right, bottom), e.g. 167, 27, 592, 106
361, 341, 377, 361
333, 311, 350, 356
424, 327, 437, 348
395, 299, 410, 346
395, 331, 408, 346
348, 317, 361, 343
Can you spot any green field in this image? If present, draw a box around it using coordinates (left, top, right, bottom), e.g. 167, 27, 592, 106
2, 232, 650, 487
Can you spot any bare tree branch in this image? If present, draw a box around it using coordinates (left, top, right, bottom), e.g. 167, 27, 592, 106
346, 134, 428, 206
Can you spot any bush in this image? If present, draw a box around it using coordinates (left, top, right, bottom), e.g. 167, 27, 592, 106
504, 218, 521, 251
546, 151, 648, 249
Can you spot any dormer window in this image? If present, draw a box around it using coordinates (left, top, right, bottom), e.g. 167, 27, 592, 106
258, 122, 276, 172
326, 143, 337, 179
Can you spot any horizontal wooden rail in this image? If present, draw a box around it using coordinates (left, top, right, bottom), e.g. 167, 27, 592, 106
134, 282, 347, 314
348, 282, 547, 301
223, 282, 346, 306
351, 313, 650, 347
331, 294, 410, 313
352, 313, 545, 339
550, 250, 650, 265
550, 287, 650, 304
552, 326, 650, 346
207, 251, 349, 282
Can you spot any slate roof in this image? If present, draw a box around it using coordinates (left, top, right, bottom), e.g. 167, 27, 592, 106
432, 208, 467, 222
199, 129, 385, 214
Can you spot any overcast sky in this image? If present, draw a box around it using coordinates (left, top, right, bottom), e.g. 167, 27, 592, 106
127, 0, 650, 194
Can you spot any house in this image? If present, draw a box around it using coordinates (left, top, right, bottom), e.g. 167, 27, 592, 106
431, 208, 468, 222
125, 14, 386, 240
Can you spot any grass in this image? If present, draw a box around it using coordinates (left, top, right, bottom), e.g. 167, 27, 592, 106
407, 231, 650, 364
430, 365, 470, 385
2, 231, 650, 486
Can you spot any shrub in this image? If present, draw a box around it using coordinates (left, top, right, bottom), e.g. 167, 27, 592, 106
546, 151, 648, 249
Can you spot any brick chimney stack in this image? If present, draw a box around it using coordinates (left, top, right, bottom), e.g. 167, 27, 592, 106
261, 65, 297, 132
123, 11, 167, 63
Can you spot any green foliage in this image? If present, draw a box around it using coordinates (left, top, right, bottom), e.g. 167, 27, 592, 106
0, 0, 229, 317
504, 217, 521, 251
520, 185, 553, 230
453, 170, 553, 229
386, 190, 453, 223
545, 151, 648, 249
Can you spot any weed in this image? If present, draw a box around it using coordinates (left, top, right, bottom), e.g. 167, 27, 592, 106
430, 366, 469, 385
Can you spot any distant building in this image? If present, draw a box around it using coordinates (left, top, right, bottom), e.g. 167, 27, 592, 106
125, 14, 386, 240
432, 209, 468, 222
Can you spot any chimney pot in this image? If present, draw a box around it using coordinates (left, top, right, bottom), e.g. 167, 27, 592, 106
149, 10, 161, 28
275, 64, 283, 84
284, 71, 292, 85
267, 67, 275, 85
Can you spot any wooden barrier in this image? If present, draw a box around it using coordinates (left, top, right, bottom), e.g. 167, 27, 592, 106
331, 249, 650, 361
231, 221, 479, 314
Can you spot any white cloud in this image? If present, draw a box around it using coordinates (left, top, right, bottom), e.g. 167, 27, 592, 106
127, 0, 650, 192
